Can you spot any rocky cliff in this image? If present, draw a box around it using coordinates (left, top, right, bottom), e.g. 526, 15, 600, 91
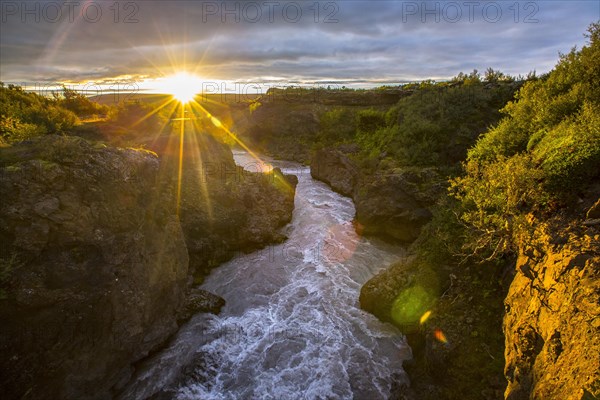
360, 251, 509, 399
0, 136, 189, 400
151, 132, 297, 280
353, 169, 443, 243
503, 217, 599, 399
310, 147, 359, 197
310, 147, 443, 242
359, 202, 600, 399
0, 134, 298, 399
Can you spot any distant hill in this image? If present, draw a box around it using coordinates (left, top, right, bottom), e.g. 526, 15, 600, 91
89, 92, 261, 106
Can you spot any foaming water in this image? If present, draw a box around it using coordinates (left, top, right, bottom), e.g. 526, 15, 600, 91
120, 151, 411, 400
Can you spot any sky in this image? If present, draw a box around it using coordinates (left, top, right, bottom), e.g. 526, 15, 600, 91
0, 0, 599, 92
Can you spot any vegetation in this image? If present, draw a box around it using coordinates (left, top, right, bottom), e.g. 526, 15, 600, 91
451, 22, 600, 261
0, 84, 176, 147
57, 86, 108, 119
0, 83, 79, 144
106, 100, 168, 134
315, 72, 523, 171
327, 25, 600, 399
317, 107, 359, 146
323, 23, 600, 266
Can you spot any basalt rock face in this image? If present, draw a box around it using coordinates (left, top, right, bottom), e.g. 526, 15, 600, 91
503, 219, 600, 400
310, 148, 443, 243
353, 169, 443, 243
362, 215, 600, 400
157, 133, 298, 279
0, 136, 189, 400
0, 134, 297, 399
310, 147, 359, 197
179, 167, 298, 279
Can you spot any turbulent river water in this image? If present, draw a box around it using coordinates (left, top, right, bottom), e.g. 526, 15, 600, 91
120, 151, 411, 400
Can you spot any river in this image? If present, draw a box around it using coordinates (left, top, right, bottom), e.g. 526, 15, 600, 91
119, 151, 411, 400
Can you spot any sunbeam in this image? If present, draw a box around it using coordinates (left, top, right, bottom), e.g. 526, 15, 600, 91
176, 103, 185, 216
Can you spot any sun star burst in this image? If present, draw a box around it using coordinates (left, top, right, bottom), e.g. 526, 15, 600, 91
160, 72, 202, 104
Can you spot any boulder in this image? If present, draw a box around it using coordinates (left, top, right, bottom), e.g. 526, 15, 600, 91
178, 288, 226, 321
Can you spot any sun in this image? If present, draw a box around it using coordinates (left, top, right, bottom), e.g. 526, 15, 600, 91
159, 72, 202, 104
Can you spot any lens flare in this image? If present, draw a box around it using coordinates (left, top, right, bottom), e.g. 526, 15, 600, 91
420, 310, 432, 325
210, 116, 222, 128
434, 329, 448, 344
390, 286, 435, 327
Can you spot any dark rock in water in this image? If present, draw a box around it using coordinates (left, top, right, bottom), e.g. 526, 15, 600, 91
310, 148, 358, 197
0, 135, 189, 400
178, 288, 225, 321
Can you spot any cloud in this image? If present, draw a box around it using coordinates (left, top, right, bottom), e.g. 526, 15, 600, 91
0, 1, 598, 85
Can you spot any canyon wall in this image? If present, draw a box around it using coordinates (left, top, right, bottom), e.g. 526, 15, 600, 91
0, 135, 297, 399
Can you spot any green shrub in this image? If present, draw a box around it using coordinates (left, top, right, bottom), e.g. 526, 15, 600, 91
108, 101, 168, 134
59, 86, 108, 118
0, 116, 47, 144
535, 102, 600, 192
0, 83, 79, 143
451, 154, 546, 259
316, 107, 357, 146
356, 109, 386, 136
353, 81, 519, 168
451, 23, 600, 260
467, 23, 599, 167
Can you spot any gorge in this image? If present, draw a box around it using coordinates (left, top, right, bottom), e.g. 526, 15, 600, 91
1, 22, 599, 400
117, 152, 411, 399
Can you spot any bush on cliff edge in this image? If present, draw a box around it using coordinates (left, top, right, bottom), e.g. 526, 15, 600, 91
451, 22, 600, 260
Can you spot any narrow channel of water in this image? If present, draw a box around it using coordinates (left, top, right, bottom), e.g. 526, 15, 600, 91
120, 151, 411, 400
